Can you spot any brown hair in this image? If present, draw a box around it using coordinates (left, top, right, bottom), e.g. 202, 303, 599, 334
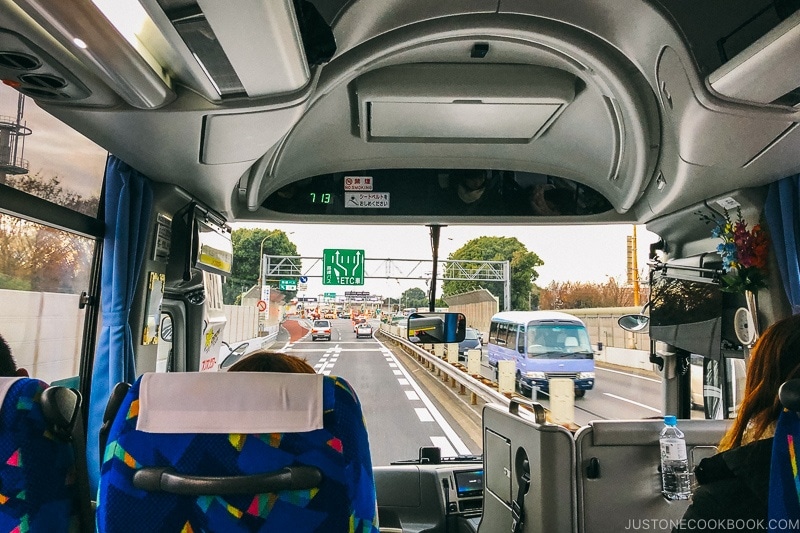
228, 350, 316, 374
718, 314, 800, 451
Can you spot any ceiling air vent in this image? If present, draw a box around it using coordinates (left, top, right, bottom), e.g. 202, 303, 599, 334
0, 51, 40, 70
18, 73, 66, 89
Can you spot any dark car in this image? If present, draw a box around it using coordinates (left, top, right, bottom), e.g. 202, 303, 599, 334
458, 328, 482, 359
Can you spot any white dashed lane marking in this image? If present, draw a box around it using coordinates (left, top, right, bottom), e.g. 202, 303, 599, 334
415, 408, 434, 422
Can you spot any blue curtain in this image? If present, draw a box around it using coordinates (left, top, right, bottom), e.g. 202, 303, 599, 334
765, 174, 800, 314
87, 156, 153, 493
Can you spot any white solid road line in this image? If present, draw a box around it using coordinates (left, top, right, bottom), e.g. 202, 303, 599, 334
596, 366, 661, 383
430, 436, 457, 458
603, 392, 661, 413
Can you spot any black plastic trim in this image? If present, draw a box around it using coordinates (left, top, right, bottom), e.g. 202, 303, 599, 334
133, 466, 322, 495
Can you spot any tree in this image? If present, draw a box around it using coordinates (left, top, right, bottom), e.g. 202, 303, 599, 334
401, 287, 427, 309
538, 277, 649, 309
0, 173, 97, 293
442, 236, 543, 310
224, 228, 299, 304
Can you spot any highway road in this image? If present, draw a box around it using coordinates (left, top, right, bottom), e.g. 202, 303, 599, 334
278, 318, 669, 465
280, 319, 476, 465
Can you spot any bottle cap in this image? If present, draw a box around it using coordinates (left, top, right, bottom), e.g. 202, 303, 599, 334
664, 415, 677, 426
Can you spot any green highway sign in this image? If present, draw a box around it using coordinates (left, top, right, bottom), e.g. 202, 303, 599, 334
324, 292, 336, 299
323, 249, 365, 286
279, 279, 297, 290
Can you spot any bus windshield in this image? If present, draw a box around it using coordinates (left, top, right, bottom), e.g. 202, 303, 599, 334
526, 323, 594, 358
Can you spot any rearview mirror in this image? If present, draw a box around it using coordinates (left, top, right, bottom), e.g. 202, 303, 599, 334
407, 312, 467, 344
618, 314, 650, 332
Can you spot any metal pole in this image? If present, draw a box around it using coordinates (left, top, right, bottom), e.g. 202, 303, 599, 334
504, 260, 511, 311
428, 225, 443, 311
632, 225, 640, 307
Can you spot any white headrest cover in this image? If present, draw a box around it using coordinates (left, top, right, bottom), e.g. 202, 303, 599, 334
136, 372, 324, 434
0, 377, 25, 407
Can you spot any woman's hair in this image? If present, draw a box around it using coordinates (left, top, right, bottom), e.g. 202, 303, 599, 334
228, 350, 316, 374
718, 314, 800, 451
0, 334, 19, 378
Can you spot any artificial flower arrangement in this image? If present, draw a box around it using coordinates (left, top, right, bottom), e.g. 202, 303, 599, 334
699, 207, 769, 293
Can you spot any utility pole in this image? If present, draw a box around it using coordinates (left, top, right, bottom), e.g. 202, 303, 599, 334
427, 225, 444, 312
631, 225, 640, 307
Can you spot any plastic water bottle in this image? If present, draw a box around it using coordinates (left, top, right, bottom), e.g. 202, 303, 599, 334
660, 415, 692, 500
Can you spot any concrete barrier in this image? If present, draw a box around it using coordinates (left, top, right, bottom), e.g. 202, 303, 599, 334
596, 346, 653, 371
446, 343, 459, 363
467, 349, 481, 375
498, 360, 516, 393
549, 378, 575, 426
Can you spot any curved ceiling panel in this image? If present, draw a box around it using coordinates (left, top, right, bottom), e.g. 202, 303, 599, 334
254, 14, 660, 217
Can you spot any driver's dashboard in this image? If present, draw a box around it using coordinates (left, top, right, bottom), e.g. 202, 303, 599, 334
374, 464, 484, 533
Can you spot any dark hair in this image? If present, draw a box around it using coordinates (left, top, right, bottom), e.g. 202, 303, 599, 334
228, 351, 316, 374
718, 314, 800, 451
0, 334, 18, 378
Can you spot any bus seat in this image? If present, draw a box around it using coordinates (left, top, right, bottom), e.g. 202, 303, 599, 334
768, 379, 800, 527
575, 419, 730, 533
0, 377, 84, 533
96, 372, 378, 533
479, 401, 576, 533
564, 337, 578, 347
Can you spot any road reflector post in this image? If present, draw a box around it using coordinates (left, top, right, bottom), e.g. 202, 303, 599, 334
446, 343, 458, 363
549, 378, 575, 426
467, 349, 481, 375
497, 360, 515, 394
434, 344, 445, 358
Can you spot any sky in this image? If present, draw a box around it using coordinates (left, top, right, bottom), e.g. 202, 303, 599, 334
231, 222, 661, 299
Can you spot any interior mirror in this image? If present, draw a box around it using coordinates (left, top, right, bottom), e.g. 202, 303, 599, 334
407, 312, 466, 344
618, 314, 650, 332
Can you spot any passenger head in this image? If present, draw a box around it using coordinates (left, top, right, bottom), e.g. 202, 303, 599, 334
718, 314, 800, 451
228, 350, 316, 374
455, 170, 489, 204
0, 334, 27, 378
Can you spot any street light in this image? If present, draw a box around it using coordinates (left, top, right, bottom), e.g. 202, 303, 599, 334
257, 234, 270, 287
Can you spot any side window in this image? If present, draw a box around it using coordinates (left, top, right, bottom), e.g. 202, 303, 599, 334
0, 215, 97, 383
517, 326, 526, 353
497, 323, 508, 345
507, 324, 518, 351
489, 322, 498, 344
0, 87, 106, 385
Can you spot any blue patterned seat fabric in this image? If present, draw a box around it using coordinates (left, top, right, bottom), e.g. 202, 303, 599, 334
0, 378, 76, 533
768, 380, 800, 531
97, 374, 379, 532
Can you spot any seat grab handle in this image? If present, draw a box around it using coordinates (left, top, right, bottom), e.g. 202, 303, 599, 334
509, 398, 546, 424
133, 465, 322, 495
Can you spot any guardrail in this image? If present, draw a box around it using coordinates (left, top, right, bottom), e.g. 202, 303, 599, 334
378, 323, 535, 414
